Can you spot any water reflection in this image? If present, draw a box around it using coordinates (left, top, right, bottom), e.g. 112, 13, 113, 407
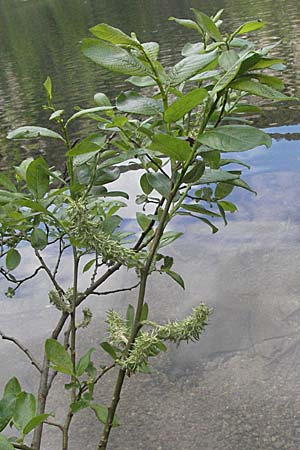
1, 0, 300, 169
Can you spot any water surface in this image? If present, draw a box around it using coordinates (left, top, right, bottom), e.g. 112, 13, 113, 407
1, 1, 300, 449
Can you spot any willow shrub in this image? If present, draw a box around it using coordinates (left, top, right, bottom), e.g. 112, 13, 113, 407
0, 9, 296, 450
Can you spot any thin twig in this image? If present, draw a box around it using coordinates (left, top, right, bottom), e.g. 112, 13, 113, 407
80, 364, 116, 396
146, 153, 169, 178
44, 420, 64, 433
0, 266, 44, 295
53, 238, 69, 279
11, 443, 35, 450
92, 282, 140, 296
34, 249, 65, 295
0, 330, 42, 373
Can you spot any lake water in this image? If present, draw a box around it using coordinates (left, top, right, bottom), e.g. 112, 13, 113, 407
1, 1, 300, 449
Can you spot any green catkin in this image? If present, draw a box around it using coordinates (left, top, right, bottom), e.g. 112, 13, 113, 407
106, 304, 211, 372
68, 201, 140, 268
106, 309, 129, 347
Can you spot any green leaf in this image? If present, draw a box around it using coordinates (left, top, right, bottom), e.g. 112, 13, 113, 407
219, 158, 250, 169
7, 126, 64, 142
141, 303, 149, 321
212, 60, 241, 94
45, 339, 74, 376
159, 231, 183, 248
76, 348, 96, 377
90, 403, 119, 427
230, 78, 295, 100
49, 110, 64, 121
181, 203, 220, 218
230, 104, 262, 114
31, 228, 48, 250
194, 168, 240, 184
141, 42, 160, 61
164, 88, 208, 122
215, 182, 234, 199
3, 378, 21, 399
67, 106, 114, 124
89, 24, 141, 48
183, 161, 205, 183
126, 76, 156, 87
81, 38, 151, 77
6, 249, 21, 271
226, 177, 256, 194
71, 399, 90, 414
250, 57, 284, 70
94, 92, 111, 107
251, 74, 284, 91
23, 413, 50, 436
13, 392, 36, 431
140, 173, 153, 195
83, 259, 96, 273
233, 21, 265, 36
116, 91, 163, 116
136, 212, 152, 231
26, 157, 49, 199
191, 9, 223, 41
168, 50, 218, 86
94, 167, 120, 185
198, 125, 272, 152
178, 212, 219, 233
150, 134, 191, 161
67, 134, 106, 157
168, 17, 201, 32
0, 174, 16, 192
43, 76, 52, 101
163, 269, 185, 289
181, 42, 204, 57
100, 342, 118, 360
0, 434, 14, 450
218, 200, 237, 212
146, 172, 171, 197
0, 397, 15, 432
219, 50, 239, 71
126, 304, 135, 329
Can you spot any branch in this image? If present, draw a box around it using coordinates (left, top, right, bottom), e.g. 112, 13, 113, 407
0, 329, 42, 373
80, 363, 115, 396
34, 249, 65, 295
92, 282, 140, 296
145, 153, 169, 178
12, 443, 35, 450
44, 420, 64, 433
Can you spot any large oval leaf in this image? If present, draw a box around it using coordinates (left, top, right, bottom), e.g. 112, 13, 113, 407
116, 91, 163, 116
45, 339, 74, 376
6, 249, 21, 271
7, 126, 64, 142
13, 392, 36, 431
168, 50, 218, 86
230, 79, 295, 100
26, 157, 49, 199
198, 125, 272, 152
89, 24, 141, 48
0, 434, 14, 450
233, 21, 265, 36
81, 38, 151, 77
164, 88, 208, 122
191, 9, 223, 41
194, 168, 240, 184
150, 134, 191, 161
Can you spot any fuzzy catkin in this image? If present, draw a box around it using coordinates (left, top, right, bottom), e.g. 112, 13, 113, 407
68, 201, 140, 267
